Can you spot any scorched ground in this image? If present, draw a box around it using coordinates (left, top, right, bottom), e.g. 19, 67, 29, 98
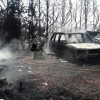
0, 50, 100, 100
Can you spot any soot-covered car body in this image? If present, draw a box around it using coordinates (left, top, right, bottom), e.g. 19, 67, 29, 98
49, 32, 100, 61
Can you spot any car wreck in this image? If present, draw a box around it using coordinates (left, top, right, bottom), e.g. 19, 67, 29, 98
49, 32, 100, 62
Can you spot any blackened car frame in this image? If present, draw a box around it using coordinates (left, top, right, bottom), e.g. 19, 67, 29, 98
49, 32, 100, 62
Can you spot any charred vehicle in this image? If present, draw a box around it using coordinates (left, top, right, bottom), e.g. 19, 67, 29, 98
49, 32, 100, 61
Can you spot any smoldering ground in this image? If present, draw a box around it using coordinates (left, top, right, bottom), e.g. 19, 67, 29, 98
0, 37, 50, 85
0, 42, 32, 86
0, 38, 100, 100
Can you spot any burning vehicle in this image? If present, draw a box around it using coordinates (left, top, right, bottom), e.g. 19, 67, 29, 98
49, 32, 100, 61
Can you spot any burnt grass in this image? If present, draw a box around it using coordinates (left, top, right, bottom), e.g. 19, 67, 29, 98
0, 74, 100, 100
0, 50, 100, 100
0, 75, 98, 100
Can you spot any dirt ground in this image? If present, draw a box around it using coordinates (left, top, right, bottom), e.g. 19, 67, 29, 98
0, 50, 100, 100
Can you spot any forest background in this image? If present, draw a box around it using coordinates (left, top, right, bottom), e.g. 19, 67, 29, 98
0, 0, 100, 49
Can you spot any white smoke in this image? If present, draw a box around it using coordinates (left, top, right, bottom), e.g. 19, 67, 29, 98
0, 47, 12, 62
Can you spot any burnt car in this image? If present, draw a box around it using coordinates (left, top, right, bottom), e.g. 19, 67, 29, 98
49, 32, 100, 62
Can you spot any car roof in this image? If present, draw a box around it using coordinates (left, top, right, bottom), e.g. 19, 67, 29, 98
86, 31, 100, 33
53, 32, 85, 34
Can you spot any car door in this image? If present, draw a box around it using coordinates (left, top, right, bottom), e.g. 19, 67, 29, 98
53, 34, 60, 53
57, 34, 67, 56
49, 33, 60, 53
49, 34, 56, 52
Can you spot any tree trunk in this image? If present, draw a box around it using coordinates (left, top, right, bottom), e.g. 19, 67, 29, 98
84, 0, 87, 30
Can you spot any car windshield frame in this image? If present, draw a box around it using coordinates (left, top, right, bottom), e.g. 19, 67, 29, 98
65, 33, 92, 44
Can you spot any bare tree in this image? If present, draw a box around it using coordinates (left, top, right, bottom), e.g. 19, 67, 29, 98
92, 0, 100, 30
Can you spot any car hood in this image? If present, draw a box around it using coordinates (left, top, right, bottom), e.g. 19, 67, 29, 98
66, 43, 100, 50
